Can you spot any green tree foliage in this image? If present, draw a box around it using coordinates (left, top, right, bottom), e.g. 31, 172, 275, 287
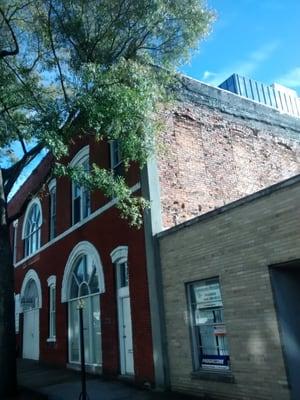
0, 0, 213, 396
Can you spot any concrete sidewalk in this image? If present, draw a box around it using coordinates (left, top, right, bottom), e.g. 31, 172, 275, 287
17, 359, 194, 400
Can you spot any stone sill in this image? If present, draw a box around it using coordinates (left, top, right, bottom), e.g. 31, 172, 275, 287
191, 370, 235, 384
46, 338, 56, 343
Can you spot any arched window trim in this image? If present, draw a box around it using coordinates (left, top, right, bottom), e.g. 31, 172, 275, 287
47, 275, 56, 287
22, 198, 43, 239
48, 178, 56, 192
110, 246, 128, 265
22, 198, 42, 256
61, 241, 105, 303
20, 269, 42, 311
69, 145, 89, 167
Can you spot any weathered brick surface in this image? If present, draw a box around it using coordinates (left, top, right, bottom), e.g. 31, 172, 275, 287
158, 80, 300, 228
158, 178, 300, 400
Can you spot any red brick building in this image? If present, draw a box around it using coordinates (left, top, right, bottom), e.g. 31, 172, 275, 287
10, 76, 300, 388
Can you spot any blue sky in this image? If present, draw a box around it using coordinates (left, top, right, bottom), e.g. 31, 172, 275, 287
181, 0, 300, 93
3, 0, 300, 197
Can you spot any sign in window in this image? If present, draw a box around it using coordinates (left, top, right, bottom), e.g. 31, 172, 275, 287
188, 278, 230, 372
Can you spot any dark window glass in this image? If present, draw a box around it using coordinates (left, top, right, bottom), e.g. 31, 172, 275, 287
188, 278, 230, 372
73, 197, 81, 224
119, 262, 129, 288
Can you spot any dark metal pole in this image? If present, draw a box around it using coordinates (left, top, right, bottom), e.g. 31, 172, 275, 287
78, 300, 88, 400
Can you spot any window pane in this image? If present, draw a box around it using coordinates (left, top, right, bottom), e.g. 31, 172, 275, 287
119, 262, 129, 287
92, 295, 101, 365
69, 300, 80, 362
89, 266, 99, 294
49, 286, 56, 338
82, 189, 90, 218
73, 197, 81, 224
79, 282, 90, 297
189, 279, 230, 371
70, 276, 79, 299
50, 189, 56, 239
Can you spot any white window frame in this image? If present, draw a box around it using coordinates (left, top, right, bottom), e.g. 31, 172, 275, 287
48, 179, 57, 240
70, 146, 91, 225
47, 275, 56, 342
109, 140, 122, 171
22, 199, 42, 257
187, 277, 230, 372
15, 293, 20, 333
13, 219, 18, 265
61, 241, 105, 366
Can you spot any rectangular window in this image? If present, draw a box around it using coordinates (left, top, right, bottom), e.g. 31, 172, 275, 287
49, 187, 56, 240
49, 285, 56, 339
15, 294, 20, 333
110, 140, 124, 176
118, 262, 129, 288
73, 193, 81, 224
72, 159, 90, 225
13, 221, 18, 265
188, 278, 230, 372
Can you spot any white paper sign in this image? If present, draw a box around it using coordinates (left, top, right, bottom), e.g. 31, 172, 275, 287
195, 283, 222, 308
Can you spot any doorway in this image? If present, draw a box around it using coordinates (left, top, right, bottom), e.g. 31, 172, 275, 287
270, 261, 300, 400
22, 279, 40, 360
116, 261, 134, 375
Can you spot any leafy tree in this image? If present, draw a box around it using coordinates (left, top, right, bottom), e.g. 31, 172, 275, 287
0, 0, 213, 396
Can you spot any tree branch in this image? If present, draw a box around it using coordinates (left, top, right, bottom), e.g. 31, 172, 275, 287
0, 97, 28, 154
3, 143, 44, 196
0, 7, 19, 58
2, 58, 47, 113
47, 0, 69, 108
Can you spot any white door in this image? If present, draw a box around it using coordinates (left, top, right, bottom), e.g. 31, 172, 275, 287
68, 295, 101, 366
121, 296, 134, 375
23, 309, 39, 360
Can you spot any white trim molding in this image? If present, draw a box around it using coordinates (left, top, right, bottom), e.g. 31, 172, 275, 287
13, 219, 19, 265
20, 269, 42, 310
21, 198, 43, 239
110, 246, 128, 264
61, 241, 105, 303
48, 178, 57, 192
69, 145, 89, 167
47, 275, 56, 287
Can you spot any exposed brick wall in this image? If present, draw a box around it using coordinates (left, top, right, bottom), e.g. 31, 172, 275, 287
158, 177, 300, 400
158, 80, 300, 228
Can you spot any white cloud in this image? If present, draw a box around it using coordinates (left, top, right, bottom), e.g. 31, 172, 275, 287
201, 41, 280, 86
276, 67, 300, 89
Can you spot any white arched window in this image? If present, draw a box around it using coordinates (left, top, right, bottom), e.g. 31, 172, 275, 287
62, 241, 105, 366
22, 199, 42, 257
70, 146, 90, 225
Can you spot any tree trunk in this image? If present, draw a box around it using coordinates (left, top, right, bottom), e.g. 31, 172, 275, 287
0, 168, 17, 397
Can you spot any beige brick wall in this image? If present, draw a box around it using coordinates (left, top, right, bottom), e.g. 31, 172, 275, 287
158, 99, 300, 228
159, 180, 300, 400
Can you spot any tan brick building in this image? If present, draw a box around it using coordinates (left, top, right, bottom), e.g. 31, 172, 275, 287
158, 175, 300, 400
